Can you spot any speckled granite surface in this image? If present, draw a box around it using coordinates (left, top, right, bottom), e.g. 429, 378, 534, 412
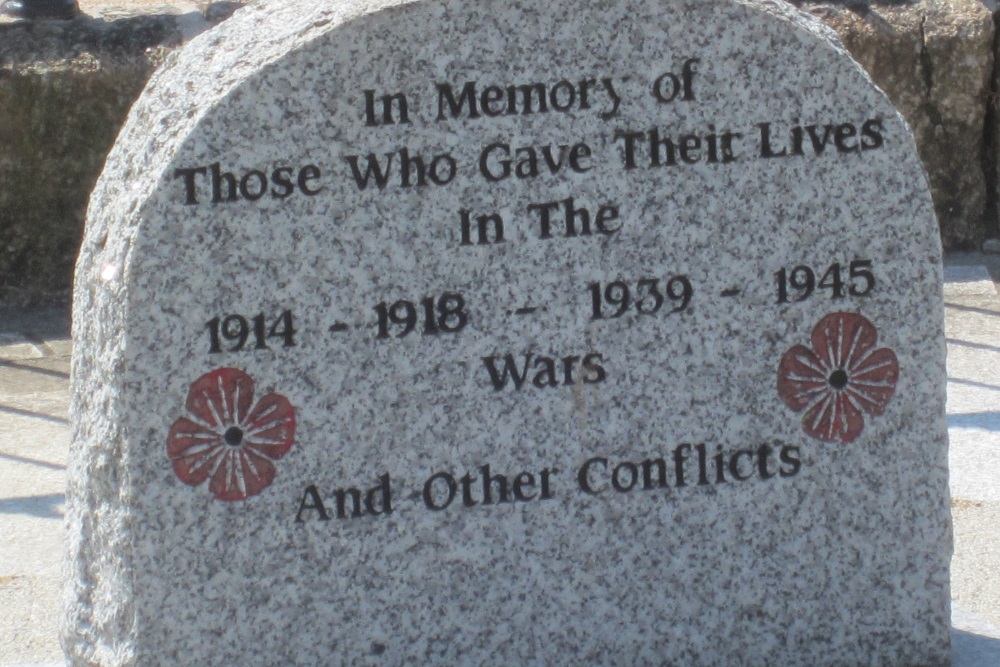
67, 0, 950, 664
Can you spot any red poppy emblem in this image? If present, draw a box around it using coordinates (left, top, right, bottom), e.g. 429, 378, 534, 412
167, 368, 295, 501
777, 312, 899, 443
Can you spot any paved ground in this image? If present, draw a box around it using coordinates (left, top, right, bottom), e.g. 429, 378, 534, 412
2, 256, 1000, 665
0, 307, 71, 667
940, 254, 1000, 665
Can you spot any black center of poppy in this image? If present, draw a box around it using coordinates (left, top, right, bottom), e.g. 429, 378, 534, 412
828, 369, 849, 390
224, 426, 244, 447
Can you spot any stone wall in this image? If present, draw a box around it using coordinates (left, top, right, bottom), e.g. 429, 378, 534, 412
1, 0, 998, 303
0, 3, 241, 304
799, 0, 998, 252
0, 17, 178, 304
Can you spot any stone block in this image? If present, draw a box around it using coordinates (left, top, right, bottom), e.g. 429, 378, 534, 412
798, 0, 997, 249
67, 0, 951, 664
0, 16, 182, 303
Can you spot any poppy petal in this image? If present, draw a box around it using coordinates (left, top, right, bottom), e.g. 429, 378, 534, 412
802, 390, 865, 443
170, 439, 226, 487
185, 368, 255, 430
167, 417, 221, 458
777, 345, 829, 411
243, 392, 296, 460
811, 312, 877, 374
847, 347, 899, 416
209, 448, 276, 501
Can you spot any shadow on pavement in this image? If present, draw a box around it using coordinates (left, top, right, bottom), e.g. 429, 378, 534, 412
946, 302, 1000, 317
0, 451, 64, 470
948, 378, 1000, 393
953, 628, 1000, 665
0, 493, 64, 519
948, 412, 1000, 432
947, 338, 1000, 355
0, 359, 70, 379
0, 404, 68, 425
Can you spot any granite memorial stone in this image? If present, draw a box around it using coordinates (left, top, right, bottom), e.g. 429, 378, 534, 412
66, 0, 952, 664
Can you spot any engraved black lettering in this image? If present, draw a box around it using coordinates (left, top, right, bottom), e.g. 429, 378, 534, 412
211, 162, 239, 203
239, 170, 268, 201
790, 126, 806, 156
479, 464, 511, 505
174, 166, 207, 205
641, 458, 668, 489
779, 445, 802, 477
479, 142, 511, 181
713, 447, 727, 484
539, 468, 554, 499
549, 80, 576, 112
611, 461, 638, 492
600, 77, 623, 119
561, 355, 580, 386
482, 353, 532, 390
512, 472, 536, 501
398, 148, 456, 187
174, 164, 323, 204
578, 457, 608, 494
805, 125, 834, 154
484, 351, 606, 390
649, 128, 679, 167
616, 128, 740, 169
527, 200, 561, 238
834, 123, 858, 153
365, 473, 393, 515
652, 58, 699, 103
532, 356, 559, 388
297, 165, 323, 195
695, 443, 711, 486
577, 78, 596, 110
566, 143, 593, 172
423, 472, 457, 510
364, 89, 411, 126
507, 82, 547, 115
459, 209, 505, 246
437, 78, 621, 120
673, 443, 691, 487
653, 71, 682, 103
345, 150, 455, 190
758, 122, 787, 158
477, 85, 502, 116
344, 153, 394, 190
576, 442, 795, 501
306, 474, 393, 520
615, 130, 644, 169
581, 353, 606, 383
728, 449, 755, 482
459, 471, 476, 507
479, 141, 593, 182
294, 484, 330, 522
679, 134, 701, 164
436, 465, 556, 508
271, 167, 295, 198
436, 81, 479, 120
529, 198, 619, 239
333, 487, 364, 519
861, 119, 884, 150
757, 444, 776, 480
760, 120, 882, 159
681, 58, 699, 99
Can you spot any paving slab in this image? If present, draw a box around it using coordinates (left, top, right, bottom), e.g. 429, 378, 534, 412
944, 262, 1000, 651
0, 305, 69, 667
